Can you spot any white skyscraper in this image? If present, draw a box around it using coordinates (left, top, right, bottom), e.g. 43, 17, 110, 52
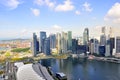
90, 38, 99, 54
90, 43, 94, 54
105, 45, 110, 56
61, 32, 68, 53
83, 28, 89, 45
56, 33, 61, 54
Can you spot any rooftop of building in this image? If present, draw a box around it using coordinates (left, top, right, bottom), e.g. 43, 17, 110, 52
16, 63, 54, 80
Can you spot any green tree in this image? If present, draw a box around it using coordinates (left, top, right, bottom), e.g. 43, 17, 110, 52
5, 51, 11, 57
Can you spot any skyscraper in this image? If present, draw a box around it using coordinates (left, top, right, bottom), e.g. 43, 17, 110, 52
99, 45, 105, 56
90, 38, 99, 54
61, 32, 68, 53
109, 27, 113, 38
72, 39, 78, 54
56, 33, 61, 54
83, 28, 89, 45
100, 34, 106, 46
67, 31, 72, 50
36, 40, 39, 52
40, 31, 46, 53
83, 28, 89, 52
90, 43, 94, 54
49, 34, 56, 49
105, 45, 110, 56
102, 26, 106, 35
94, 39, 99, 54
110, 38, 115, 56
105, 36, 111, 56
44, 37, 50, 55
115, 36, 120, 53
100, 27, 106, 46
32, 33, 37, 56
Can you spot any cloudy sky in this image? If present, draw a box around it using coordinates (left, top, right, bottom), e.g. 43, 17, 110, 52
0, 0, 120, 40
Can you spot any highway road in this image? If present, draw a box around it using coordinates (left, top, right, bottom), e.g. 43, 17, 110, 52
4, 61, 16, 80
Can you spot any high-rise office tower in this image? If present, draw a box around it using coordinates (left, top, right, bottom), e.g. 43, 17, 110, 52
115, 36, 120, 53
99, 45, 106, 56
105, 45, 110, 56
102, 26, 106, 35
44, 37, 50, 55
49, 34, 56, 49
90, 43, 94, 54
32, 33, 37, 56
105, 36, 111, 56
94, 39, 99, 54
72, 39, 78, 54
90, 38, 99, 54
90, 39, 94, 54
61, 32, 68, 53
108, 27, 114, 55
67, 31, 72, 50
56, 33, 61, 54
36, 40, 39, 52
110, 38, 115, 55
40, 31, 46, 53
100, 34, 106, 46
83, 28, 89, 52
109, 27, 113, 38
83, 28, 89, 45
78, 37, 83, 45
100, 27, 106, 46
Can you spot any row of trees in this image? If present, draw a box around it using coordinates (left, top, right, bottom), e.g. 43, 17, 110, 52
11, 47, 30, 53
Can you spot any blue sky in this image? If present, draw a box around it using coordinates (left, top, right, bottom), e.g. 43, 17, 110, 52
0, 0, 120, 40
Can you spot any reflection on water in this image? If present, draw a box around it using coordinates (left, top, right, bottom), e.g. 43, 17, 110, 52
40, 57, 120, 80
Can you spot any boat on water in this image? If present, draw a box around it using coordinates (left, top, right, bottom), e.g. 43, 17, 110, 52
56, 72, 67, 80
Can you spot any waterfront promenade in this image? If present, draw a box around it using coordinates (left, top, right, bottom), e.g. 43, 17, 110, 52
70, 54, 120, 63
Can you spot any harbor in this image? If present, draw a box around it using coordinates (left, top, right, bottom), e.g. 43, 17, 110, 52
40, 57, 120, 80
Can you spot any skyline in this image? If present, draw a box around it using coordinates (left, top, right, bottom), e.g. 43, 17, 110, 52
0, 0, 120, 39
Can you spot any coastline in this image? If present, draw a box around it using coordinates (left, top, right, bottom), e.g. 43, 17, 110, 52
88, 56, 120, 64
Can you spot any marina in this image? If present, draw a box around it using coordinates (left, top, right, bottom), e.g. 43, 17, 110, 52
41, 57, 120, 80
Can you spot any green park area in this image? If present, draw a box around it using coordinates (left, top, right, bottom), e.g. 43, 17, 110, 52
0, 47, 69, 63
0, 47, 31, 62
11, 47, 30, 53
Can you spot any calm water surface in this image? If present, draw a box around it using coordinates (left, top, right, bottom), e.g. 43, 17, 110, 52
41, 57, 120, 80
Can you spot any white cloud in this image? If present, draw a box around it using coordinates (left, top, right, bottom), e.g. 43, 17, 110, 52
34, 0, 74, 11
52, 24, 62, 30
34, 0, 44, 5
104, 2, 120, 24
0, 0, 21, 9
34, 0, 55, 9
48, 24, 63, 34
83, 2, 92, 12
31, 8, 40, 16
75, 10, 81, 15
55, 0, 75, 12
45, 0, 55, 9
21, 29, 28, 34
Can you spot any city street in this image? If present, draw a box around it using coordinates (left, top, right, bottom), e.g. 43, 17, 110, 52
4, 61, 16, 80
